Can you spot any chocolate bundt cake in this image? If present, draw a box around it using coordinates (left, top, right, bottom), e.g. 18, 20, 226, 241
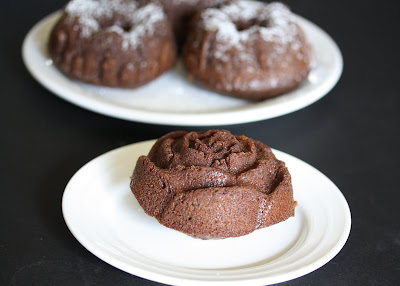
130, 130, 296, 239
48, 0, 176, 88
183, 1, 311, 100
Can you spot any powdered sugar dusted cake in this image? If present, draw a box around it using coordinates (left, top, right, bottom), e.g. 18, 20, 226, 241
48, 0, 176, 87
183, 1, 311, 100
130, 130, 296, 239
49, 0, 312, 98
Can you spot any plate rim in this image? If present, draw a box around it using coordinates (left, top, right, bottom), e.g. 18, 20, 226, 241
62, 140, 351, 286
22, 11, 343, 126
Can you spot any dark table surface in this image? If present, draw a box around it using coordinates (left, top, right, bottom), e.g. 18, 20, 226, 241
1, 0, 399, 285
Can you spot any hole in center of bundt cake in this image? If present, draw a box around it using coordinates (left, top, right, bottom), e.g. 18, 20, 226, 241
121, 23, 132, 32
102, 18, 132, 32
234, 19, 270, 31
114, 20, 132, 32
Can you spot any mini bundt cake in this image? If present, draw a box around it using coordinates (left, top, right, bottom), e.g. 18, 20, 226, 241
130, 130, 296, 239
183, 1, 311, 100
48, 0, 176, 88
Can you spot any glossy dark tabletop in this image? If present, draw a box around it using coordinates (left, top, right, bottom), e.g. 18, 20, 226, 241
1, 0, 399, 285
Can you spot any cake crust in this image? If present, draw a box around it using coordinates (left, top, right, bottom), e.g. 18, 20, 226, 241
48, 0, 176, 88
130, 130, 296, 238
183, 1, 311, 100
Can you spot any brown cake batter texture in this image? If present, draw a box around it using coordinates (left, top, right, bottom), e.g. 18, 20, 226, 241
130, 130, 296, 238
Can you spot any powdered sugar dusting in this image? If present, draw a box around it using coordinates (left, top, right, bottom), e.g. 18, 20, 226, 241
169, 0, 226, 4
201, 1, 302, 62
66, 0, 138, 37
169, 0, 202, 3
115, 3, 165, 50
65, 0, 165, 49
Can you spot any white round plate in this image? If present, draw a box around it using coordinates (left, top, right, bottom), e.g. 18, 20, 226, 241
23, 10, 342, 126
62, 140, 351, 286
